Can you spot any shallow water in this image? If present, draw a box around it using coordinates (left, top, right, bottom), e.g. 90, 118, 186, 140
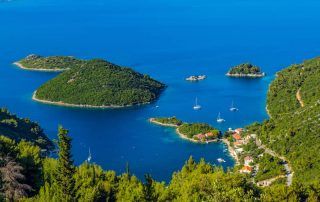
1, 0, 320, 181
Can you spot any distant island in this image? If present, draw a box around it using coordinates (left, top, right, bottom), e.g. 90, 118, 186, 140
226, 63, 265, 78
17, 55, 165, 108
150, 117, 220, 143
14, 54, 85, 72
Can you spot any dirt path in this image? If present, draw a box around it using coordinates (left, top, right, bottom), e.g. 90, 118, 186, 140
296, 88, 305, 107
257, 175, 286, 187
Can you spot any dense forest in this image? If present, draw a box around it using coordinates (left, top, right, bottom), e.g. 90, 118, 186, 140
34, 58, 165, 107
17, 54, 85, 70
0, 108, 53, 150
1, 127, 320, 201
249, 57, 320, 184
227, 63, 264, 76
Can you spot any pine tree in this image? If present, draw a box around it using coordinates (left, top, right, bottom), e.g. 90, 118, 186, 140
55, 126, 75, 201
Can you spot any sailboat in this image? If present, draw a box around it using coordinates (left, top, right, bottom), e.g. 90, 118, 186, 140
193, 97, 202, 110
217, 112, 225, 123
87, 148, 92, 163
229, 101, 238, 112
217, 158, 226, 163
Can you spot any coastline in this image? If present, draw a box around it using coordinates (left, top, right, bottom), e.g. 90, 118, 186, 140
176, 128, 218, 144
149, 118, 218, 144
149, 118, 180, 127
32, 91, 150, 109
226, 72, 265, 78
221, 138, 240, 165
13, 62, 68, 72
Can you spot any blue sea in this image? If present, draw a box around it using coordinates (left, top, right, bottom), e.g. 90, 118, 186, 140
1, 0, 320, 181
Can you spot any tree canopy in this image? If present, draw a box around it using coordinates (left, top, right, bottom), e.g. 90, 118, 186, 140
34, 58, 165, 107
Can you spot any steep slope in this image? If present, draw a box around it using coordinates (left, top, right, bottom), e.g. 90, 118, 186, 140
0, 108, 53, 150
252, 57, 320, 184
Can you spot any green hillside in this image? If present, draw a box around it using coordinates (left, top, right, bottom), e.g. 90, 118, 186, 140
250, 57, 320, 184
0, 108, 53, 150
34, 59, 165, 107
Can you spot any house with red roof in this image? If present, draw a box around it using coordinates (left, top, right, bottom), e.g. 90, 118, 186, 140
232, 133, 241, 141
239, 166, 252, 174
234, 128, 244, 134
193, 134, 206, 141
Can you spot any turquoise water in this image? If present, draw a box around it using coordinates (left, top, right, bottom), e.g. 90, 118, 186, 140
1, 0, 320, 181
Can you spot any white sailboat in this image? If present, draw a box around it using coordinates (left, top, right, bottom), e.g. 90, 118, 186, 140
229, 101, 238, 111
217, 112, 225, 123
217, 158, 226, 163
193, 97, 202, 110
87, 148, 92, 163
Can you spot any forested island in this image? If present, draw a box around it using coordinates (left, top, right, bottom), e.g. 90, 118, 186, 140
18, 55, 165, 108
150, 117, 220, 143
15, 54, 84, 71
226, 63, 265, 77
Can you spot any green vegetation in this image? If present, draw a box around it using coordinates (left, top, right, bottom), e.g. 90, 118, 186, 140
55, 127, 76, 200
34, 59, 165, 107
152, 117, 183, 126
227, 63, 265, 76
255, 153, 286, 182
1, 121, 320, 201
17, 54, 85, 70
178, 123, 219, 139
0, 108, 53, 150
249, 57, 320, 185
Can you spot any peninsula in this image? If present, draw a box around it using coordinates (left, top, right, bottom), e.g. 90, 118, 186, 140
226, 63, 265, 78
15, 54, 85, 71
31, 58, 165, 108
150, 117, 220, 143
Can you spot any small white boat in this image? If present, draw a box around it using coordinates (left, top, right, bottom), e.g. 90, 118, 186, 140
217, 158, 226, 163
217, 112, 225, 123
193, 97, 202, 110
87, 148, 92, 163
186, 75, 207, 81
229, 101, 238, 112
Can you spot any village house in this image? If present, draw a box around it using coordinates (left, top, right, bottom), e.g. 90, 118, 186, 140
232, 133, 241, 141
243, 135, 252, 144
239, 165, 253, 174
233, 141, 243, 147
244, 156, 254, 166
234, 128, 244, 135
205, 132, 214, 138
193, 133, 206, 141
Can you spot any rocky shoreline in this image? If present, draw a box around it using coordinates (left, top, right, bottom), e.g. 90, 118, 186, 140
226, 72, 265, 78
14, 62, 67, 72
221, 138, 239, 165
32, 91, 150, 109
149, 118, 180, 127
